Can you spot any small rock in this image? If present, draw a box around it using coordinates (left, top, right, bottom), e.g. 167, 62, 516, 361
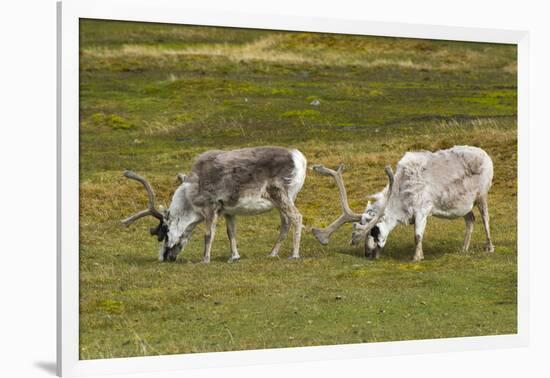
214, 301, 222, 305
310, 99, 321, 106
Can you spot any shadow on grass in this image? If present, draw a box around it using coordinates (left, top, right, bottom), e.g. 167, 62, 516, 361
330, 239, 462, 263
386, 239, 472, 262
119, 253, 159, 265
118, 251, 256, 265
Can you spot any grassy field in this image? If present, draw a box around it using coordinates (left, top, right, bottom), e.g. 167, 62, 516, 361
79, 19, 517, 359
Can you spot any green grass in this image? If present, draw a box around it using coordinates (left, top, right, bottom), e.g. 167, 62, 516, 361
79, 19, 517, 359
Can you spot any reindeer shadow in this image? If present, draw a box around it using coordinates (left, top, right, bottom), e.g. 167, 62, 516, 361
331, 246, 365, 259
383, 240, 489, 262
329, 239, 462, 262
118, 253, 159, 266
208, 255, 242, 263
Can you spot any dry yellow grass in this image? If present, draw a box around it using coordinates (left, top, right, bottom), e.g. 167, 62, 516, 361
82, 31, 515, 72
82, 43, 433, 69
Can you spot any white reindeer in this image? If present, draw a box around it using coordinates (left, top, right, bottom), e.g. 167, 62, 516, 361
312, 146, 494, 261
122, 146, 307, 263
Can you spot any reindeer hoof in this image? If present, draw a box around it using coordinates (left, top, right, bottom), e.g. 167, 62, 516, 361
228, 256, 240, 263
312, 228, 329, 245
288, 255, 300, 260
485, 244, 495, 253
201, 258, 210, 264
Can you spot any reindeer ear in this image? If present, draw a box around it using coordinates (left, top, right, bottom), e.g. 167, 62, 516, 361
149, 220, 168, 241
368, 192, 385, 201
176, 173, 187, 183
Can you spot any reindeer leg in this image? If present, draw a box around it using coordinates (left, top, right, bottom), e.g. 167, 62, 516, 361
477, 195, 494, 253
462, 211, 475, 253
225, 214, 240, 263
268, 212, 290, 258
202, 209, 219, 264
413, 214, 427, 262
288, 206, 303, 259
268, 186, 303, 259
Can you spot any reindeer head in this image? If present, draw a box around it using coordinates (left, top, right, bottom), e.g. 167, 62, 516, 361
311, 164, 394, 259
351, 196, 390, 259
122, 170, 203, 262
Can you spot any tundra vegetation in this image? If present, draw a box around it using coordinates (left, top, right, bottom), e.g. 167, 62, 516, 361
79, 19, 517, 359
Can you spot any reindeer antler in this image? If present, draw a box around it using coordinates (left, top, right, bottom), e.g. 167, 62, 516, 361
351, 165, 395, 243
310, 163, 363, 245
122, 170, 164, 226
312, 164, 395, 246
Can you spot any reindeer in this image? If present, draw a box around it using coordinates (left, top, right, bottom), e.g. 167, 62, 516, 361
122, 146, 307, 263
311, 146, 494, 261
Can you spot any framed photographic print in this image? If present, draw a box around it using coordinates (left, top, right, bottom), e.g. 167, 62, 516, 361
57, 0, 529, 376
